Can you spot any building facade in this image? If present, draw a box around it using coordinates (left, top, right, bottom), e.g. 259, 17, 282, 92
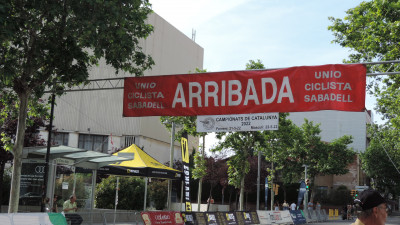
40, 12, 204, 164
288, 110, 372, 192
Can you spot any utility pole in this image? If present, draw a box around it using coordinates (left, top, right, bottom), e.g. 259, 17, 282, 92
167, 122, 176, 210
303, 165, 308, 213
256, 150, 261, 210
270, 160, 274, 210
197, 135, 205, 211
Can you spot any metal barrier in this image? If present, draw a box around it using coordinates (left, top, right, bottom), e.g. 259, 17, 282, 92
64, 211, 104, 225
103, 211, 141, 225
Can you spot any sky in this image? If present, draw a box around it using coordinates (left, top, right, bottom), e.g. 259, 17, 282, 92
149, 0, 379, 151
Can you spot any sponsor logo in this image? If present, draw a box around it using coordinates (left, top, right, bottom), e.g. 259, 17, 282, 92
35, 166, 45, 173
199, 117, 215, 130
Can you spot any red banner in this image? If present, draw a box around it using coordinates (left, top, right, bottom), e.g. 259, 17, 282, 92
123, 64, 366, 117
141, 211, 184, 225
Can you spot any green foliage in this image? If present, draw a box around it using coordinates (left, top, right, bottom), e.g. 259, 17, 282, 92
362, 124, 400, 193
246, 59, 265, 70
328, 0, 400, 127
1, 0, 154, 211
328, 0, 400, 65
329, 0, 400, 195
96, 176, 146, 210
0, 93, 48, 151
148, 179, 168, 210
267, 118, 355, 185
192, 151, 207, 179
1, 0, 154, 91
214, 132, 264, 188
54, 173, 90, 208
262, 113, 303, 184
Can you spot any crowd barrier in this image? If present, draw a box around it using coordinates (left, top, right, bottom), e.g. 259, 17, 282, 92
0, 209, 330, 225
0, 211, 139, 225
140, 210, 320, 225
328, 208, 340, 220
0, 213, 67, 225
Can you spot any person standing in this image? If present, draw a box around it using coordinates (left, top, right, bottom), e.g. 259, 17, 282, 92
316, 201, 321, 211
44, 197, 51, 212
63, 195, 83, 225
282, 200, 289, 210
351, 189, 387, 225
290, 202, 296, 211
52, 195, 59, 212
274, 202, 279, 211
308, 200, 314, 211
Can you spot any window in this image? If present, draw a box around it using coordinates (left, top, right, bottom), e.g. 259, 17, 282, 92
315, 186, 328, 199
124, 136, 136, 147
78, 134, 108, 153
52, 132, 69, 146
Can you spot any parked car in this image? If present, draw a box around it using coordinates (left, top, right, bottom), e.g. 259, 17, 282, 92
19, 192, 42, 206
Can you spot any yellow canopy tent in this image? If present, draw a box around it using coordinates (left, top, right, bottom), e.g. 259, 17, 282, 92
98, 144, 182, 211
98, 144, 181, 179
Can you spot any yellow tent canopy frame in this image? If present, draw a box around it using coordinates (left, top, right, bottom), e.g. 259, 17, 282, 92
98, 144, 182, 180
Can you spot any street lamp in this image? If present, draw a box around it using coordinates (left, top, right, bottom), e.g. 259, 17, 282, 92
302, 164, 308, 213
163, 120, 181, 210
167, 122, 176, 210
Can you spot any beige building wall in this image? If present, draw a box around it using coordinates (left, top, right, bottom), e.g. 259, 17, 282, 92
43, 12, 204, 164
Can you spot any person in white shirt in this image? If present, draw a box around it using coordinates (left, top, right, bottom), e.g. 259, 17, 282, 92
290, 202, 296, 210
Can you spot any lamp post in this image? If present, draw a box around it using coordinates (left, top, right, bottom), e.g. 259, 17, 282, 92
167, 122, 176, 210
303, 164, 308, 213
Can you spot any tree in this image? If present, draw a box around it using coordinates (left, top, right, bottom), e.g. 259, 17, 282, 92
0, 0, 154, 212
328, 0, 400, 193
328, 0, 400, 135
269, 119, 355, 192
214, 129, 265, 211
201, 155, 230, 210
148, 179, 168, 210
362, 124, 400, 194
211, 59, 276, 211
328, 0, 400, 127
0, 93, 47, 205
95, 176, 146, 210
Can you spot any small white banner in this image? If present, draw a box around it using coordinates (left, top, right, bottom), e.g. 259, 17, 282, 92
62, 182, 69, 190
196, 113, 279, 132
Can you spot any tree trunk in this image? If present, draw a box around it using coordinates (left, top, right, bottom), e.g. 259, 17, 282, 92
245, 191, 248, 211
235, 190, 238, 210
229, 188, 233, 208
206, 183, 213, 211
221, 187, 225, 205
197, 178, 203, 211
239, 176, 245, 211
0, 159, 5, 206
8, 92, 29, 213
